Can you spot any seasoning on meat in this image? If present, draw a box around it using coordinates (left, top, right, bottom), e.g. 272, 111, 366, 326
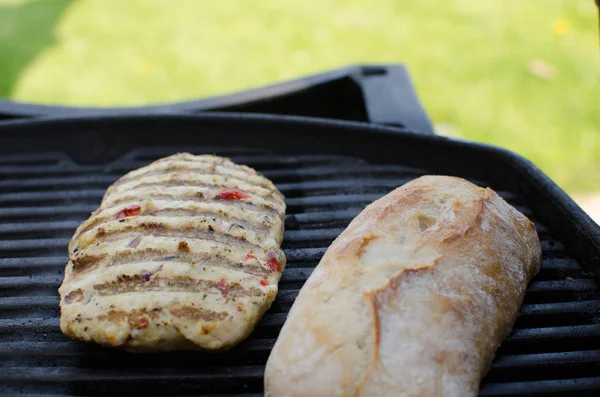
58, 153, 286, 352
266, 250, 281, 273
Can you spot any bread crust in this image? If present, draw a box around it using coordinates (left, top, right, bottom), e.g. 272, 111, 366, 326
265, 176, 541, 397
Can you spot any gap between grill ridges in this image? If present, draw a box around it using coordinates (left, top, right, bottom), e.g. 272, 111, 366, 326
519, 300, 600, 316
491, 349, 600, 368
1, 367, 600, 391
479, 376, 600, 395
0, 393, 261, 397
0, 339, 275, 355
1, 341, 598, 368
0, 152, 65, 165
2, 309, 600, 333
0, 364, 266, 381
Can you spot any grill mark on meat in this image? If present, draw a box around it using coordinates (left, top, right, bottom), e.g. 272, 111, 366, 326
97, 308, 162, 324
116, 156, 241, 183
71, 249, 272, 278
71, 254, 100, 273
97, 310, 127, 323
110, 176, 281, 203
74, 203, 276, 242
94, 275, 264, 298
154, 210, 275, 227
113, 164, 274, 190
104, 192, 281, 213
161, 156, 253, 170
85, 226, 263, 253
128, 157, 228, 176
88, 220, 263, 244
64, 289, 84, 304
171, 306, 228, 321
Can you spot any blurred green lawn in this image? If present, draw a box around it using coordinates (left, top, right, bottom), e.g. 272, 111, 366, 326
0, 0, 598, 194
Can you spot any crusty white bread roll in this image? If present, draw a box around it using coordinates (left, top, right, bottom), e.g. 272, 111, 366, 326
265, 175, 541, 397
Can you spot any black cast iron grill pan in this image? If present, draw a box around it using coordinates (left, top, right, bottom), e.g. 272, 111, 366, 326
0, 114, 599, 396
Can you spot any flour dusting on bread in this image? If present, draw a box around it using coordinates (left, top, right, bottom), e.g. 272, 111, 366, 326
265, 175, 541, 397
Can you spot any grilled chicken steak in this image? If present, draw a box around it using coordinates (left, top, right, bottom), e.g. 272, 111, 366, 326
59, 153, 286, 351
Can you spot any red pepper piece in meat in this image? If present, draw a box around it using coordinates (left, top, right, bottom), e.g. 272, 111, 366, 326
214, 189, 250, 200
116, 204, 141, 219
266, 250, 281, 273
267, 257, 281, 273
259, 279, 269, 286
218, 278, 229, 298
244, 253, 257, 262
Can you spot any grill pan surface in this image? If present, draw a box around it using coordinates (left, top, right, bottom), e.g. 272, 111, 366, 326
1, 114, 599, 396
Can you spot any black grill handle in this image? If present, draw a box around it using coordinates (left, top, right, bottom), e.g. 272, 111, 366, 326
350, 65, 435, 134
0, 64, 435, 135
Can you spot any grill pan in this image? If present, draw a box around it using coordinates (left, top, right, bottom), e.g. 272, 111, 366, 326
0, 112, 599, 396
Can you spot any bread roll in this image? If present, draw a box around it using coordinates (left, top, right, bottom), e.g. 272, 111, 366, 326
265, 176, 541, 397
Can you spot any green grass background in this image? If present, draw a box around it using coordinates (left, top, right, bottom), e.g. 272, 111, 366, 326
0, 0, 598, 194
